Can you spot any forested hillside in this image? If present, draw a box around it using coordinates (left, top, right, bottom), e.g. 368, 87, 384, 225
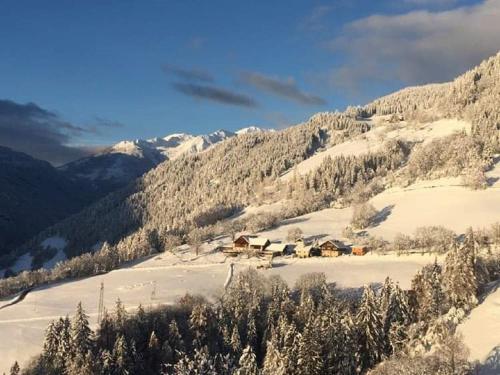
0, 147, 94, 263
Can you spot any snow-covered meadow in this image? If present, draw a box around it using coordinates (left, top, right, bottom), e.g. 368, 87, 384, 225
0, 250, 438, 373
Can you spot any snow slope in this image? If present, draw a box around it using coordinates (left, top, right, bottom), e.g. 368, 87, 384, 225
0, 250, 437, 373
281, 117, 470, 181
259, 174, 500, 242
41, 236, 68, 269
459, 281, 500, 373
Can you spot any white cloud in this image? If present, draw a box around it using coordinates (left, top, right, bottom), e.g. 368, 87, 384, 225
327, 0, 500, 90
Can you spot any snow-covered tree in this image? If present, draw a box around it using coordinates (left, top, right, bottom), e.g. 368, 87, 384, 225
235, 346, 259, 375
70, 302, 93, 357
356, 285, 385, 372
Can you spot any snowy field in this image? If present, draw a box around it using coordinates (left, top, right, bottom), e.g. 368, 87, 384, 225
0, 250, 438, 372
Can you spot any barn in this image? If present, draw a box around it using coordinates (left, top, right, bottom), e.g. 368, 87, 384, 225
318, 239, 346, 257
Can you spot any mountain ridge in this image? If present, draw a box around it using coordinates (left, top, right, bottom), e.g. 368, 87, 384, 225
59, 126, 269, 193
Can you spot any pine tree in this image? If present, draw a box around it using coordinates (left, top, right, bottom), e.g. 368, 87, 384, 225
114, 298, 127, 333
55, 316, 71, 369
379, 277, 394, 313
96, 308, 116, 351
443, 238, 478, 311
262, 330, 286, 375
70, 302, 94, 357
296, 316, 322, 375
189, 303, 216, 349
235, 345, 259, 375
42, 320, 59, 363
145, 331, 162, 373
411, 260, 447, 321
167, 319, 184, 362
171, 346, 218, 375
113, 334, 132, 374
278, 318, 300, 374
100, 349, 115, 375
356, 285, 385, 372
230, 326, 242, 355
382, 283, 411, 355
9, 362, 20, 375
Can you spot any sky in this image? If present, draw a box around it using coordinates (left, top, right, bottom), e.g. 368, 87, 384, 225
0, 0, 498, 165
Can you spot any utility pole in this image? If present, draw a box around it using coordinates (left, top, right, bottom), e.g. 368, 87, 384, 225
97, 282, 104, 325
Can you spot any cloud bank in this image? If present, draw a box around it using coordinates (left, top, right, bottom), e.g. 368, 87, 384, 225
172, 83, 257, 107
328, 0, 500, 91
241, 72, 326, 105
162, 64, 214, 82
0, 100, 111, 165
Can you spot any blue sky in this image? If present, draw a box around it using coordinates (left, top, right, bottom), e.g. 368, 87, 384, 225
0, 0, 497, 164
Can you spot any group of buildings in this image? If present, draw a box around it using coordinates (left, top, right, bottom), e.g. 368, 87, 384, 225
220, 234, 368, 258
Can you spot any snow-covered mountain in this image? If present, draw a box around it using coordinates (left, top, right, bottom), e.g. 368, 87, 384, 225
60, 127, 269, 193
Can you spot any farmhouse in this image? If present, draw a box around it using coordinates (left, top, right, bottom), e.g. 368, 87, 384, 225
318, 239, 346, 257
223, 235, 273, 255
232, 235, 256, 252
352, 245, 369, 256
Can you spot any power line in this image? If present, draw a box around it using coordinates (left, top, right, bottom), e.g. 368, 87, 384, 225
97, 282, 104, 324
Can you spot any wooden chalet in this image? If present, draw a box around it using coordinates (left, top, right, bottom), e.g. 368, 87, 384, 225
223, 235, 272, 255
352, 245, 369, 256
232, 235, 256, 252
318, 239, 346, 257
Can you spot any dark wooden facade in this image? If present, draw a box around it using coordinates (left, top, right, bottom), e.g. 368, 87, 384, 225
352, 245, 368, 256
319, 240, 345, 257
233, 236, 250, 251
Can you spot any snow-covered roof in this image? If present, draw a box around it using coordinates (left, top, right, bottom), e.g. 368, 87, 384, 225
267, 243, 288, 252
249, 237, 270, 246
319, 239, 344, 248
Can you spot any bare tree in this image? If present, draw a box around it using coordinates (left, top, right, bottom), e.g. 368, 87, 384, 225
351, 203, 378, 230
286, 227, 303, 242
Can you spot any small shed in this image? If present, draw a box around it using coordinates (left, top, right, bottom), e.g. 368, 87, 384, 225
352, 245, 369, 256
318, 239, 346, 257
249, 237, 271, 252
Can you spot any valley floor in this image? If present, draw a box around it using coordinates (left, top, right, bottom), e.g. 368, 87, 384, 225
0, 250, 438, 373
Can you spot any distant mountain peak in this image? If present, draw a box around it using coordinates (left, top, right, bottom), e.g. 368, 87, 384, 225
236, 126, 274, 135
59, 126, 272, 192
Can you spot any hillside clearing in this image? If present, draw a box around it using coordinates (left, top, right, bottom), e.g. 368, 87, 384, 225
280, 117, 471, 181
